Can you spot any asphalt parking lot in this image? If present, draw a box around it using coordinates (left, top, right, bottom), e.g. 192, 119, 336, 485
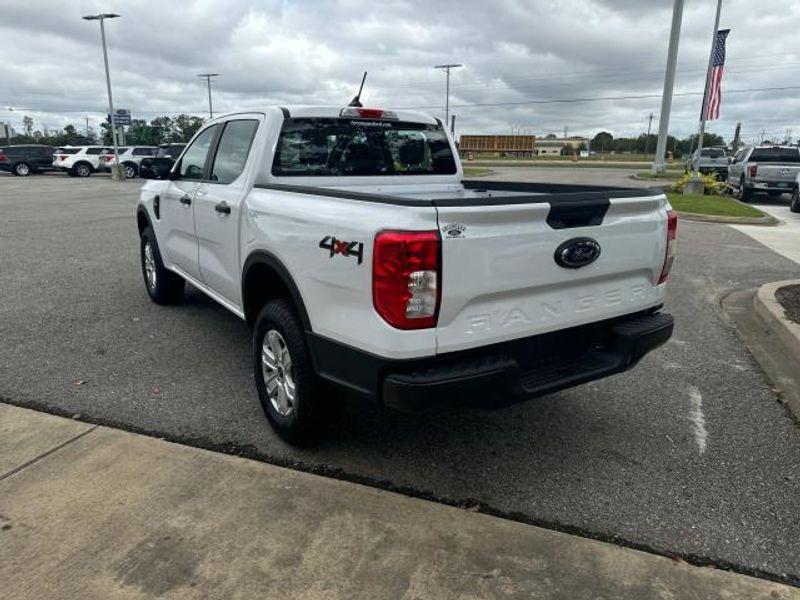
1, 170, 799, 585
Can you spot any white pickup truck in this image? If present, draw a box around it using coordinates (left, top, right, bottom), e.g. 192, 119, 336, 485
136, 106, 676, 443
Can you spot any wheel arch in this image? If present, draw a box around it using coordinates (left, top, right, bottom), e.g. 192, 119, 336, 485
242, 250, 311, 331
137, 206, 153, 236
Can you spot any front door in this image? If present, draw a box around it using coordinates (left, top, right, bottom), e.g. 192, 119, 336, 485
194, 118, 261, 305
159, 124, 220, 280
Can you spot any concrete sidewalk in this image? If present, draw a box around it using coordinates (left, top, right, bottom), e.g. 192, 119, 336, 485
1, 403, 797, 600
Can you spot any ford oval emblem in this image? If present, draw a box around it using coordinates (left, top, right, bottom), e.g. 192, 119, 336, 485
554, 237, 601, 269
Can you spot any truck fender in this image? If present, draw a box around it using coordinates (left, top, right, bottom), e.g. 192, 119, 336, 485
241, 250, 312, 332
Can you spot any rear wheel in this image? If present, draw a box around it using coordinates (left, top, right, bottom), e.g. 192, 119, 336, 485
738, 178, 753, 202
13, 162, 31, 176
140, 226, 184, 304
253, 299, 340, 444
791, 187, 800, 213
72, 162, 92, 177
122, 162, 138, 179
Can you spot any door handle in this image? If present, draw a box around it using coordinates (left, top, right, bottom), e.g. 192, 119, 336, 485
179, 196, 192, 206
215, 201, 231, 215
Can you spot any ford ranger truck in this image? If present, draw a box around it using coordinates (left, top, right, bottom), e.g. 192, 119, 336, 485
728, 145, 800, 201
136, 106, 676, 443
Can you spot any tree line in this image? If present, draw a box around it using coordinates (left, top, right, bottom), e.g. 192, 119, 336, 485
590, 131, 725, 158
4, 114, 206, 147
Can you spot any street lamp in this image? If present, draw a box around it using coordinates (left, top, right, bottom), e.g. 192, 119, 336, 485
197, 73, 219, 118
83, 13, 122, 179
434, 64, 462, 125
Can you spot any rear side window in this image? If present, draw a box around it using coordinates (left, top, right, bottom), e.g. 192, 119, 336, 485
178, 125, 219, 180
210, 120, 259, 184
749, 148, 800, 163
272, 118, 456, 176
86, 147, 110, 155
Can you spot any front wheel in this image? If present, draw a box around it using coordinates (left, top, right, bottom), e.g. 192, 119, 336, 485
140, 226, 185, 304
791, 188, 800, 213
253, 299, 340, 444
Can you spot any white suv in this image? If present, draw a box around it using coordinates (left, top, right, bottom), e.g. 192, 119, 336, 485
116, 146, 158, 178
52, 146, 114, 177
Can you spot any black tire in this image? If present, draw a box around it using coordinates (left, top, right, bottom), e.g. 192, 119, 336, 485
140, 226, 184, 304
253, 299, 340, 444
13, 162, 32, 176
791, 187, 800, 213
72, 162, 92, 177
738, 178, 753, 202
122, 162, 138, 179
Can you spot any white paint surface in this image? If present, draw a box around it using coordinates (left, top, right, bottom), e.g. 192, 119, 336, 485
732, 202, 800, 265
687, 386, 708, 455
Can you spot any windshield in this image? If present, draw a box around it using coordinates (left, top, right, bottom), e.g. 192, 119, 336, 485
272, 117, 456, 176
750, 148, 800, 163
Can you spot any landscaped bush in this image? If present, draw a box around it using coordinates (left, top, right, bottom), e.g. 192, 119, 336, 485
671, 172, 725, 195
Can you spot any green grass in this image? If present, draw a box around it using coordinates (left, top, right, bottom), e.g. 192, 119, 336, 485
463, 167, 491, 177
667, 193, 765, 218
636, 171, 681, 180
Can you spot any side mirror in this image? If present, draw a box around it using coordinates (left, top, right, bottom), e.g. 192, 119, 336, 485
141, 157, 175, 180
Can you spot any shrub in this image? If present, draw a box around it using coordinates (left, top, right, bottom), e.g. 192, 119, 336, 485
671, 172, 725, 195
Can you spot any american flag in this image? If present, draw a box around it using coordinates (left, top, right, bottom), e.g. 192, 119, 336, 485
704, 29, 730, 121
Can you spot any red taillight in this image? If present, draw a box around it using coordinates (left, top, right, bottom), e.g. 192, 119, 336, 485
0, 153, 7, 162
357, 108, 384, 119
658, 210, 678, 284
748, 164, 758, 178
58, 155, 67, 161
104, 155, 114, 163
373, 230, 441, 329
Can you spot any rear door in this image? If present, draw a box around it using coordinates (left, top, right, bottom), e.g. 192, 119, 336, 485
435, 192, 668, 353
194, 117, 260, 305
159, 124, 220, 280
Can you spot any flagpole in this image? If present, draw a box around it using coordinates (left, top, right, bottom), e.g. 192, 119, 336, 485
693, 0, 723, 172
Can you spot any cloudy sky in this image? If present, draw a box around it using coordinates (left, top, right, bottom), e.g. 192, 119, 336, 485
2, 0, 799, 143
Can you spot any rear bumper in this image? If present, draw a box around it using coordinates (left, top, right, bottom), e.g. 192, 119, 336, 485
751, 180, 794, 192
309, 310, 674, 411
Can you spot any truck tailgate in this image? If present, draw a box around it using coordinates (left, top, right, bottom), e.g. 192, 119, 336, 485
435, 192, 668, 354
754, 164, 800, 185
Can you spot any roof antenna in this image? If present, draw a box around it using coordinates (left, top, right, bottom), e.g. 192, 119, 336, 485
348, 71, 367, 107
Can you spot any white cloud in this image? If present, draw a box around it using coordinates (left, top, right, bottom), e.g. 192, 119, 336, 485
1, 0, 798, 144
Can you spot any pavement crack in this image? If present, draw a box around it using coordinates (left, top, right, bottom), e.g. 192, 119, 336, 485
0, 425, 98, 483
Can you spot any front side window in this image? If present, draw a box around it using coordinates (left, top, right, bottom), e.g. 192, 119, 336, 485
178, 125, 219, 180
272, 118, 456, 176
210, 120, 259, 184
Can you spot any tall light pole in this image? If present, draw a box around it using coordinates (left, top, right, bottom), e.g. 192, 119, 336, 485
83, 13, 121, 179
434, 64, 461, 125
197, 73, 219, 118
652, 0, 684, 173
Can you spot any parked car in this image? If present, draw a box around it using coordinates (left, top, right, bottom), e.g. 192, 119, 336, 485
109, 146, 158, 178
139, 144, 186, 179
686, 147, 729, 177
53, 146, 114, 177
136, 106, 676, 443
727, 145, 800, 201
0, 144, 57, 176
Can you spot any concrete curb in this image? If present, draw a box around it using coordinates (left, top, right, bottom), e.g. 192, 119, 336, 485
754, 280, 800, 419
754, 280, 800, 359
677, 211, 781, 226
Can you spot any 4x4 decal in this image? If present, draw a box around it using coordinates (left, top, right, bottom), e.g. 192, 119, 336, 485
319, 235, 364, 265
